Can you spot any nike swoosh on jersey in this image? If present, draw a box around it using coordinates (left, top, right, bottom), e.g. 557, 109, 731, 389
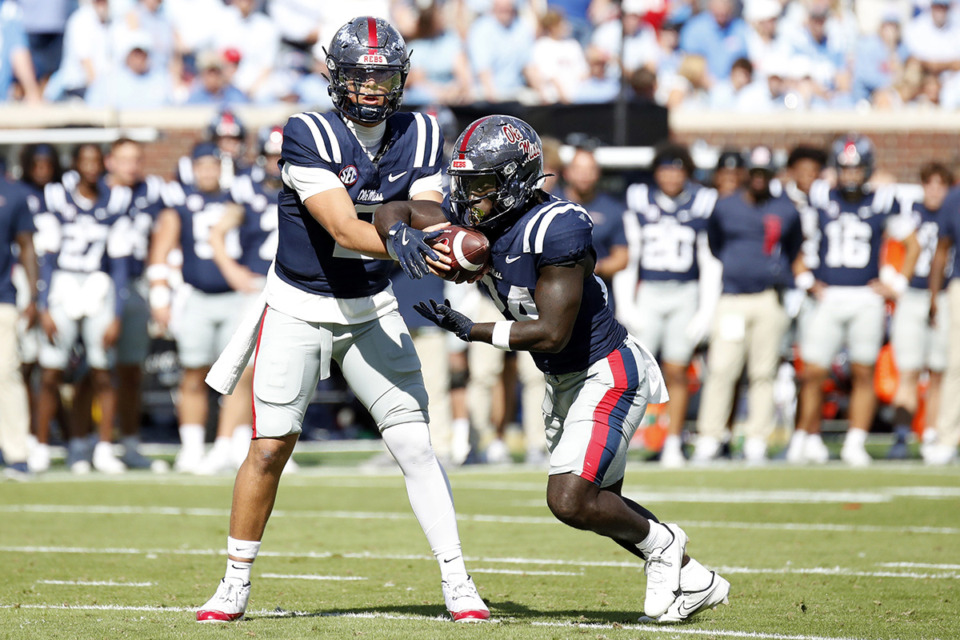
505, 255, 522, 264
388, 171, 408, 182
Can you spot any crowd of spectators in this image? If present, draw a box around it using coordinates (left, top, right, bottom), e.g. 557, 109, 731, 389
3, 0, 960, 111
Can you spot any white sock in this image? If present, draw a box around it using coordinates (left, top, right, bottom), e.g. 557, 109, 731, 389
663, 435, 682, 453
435, 546, 468, 583
381, 422, 465, 580
232, 425, 253, 466
679, 558, 713, 592
211, 436, 231, 455
845, 428, 867, 449
806, 433, 824, 447
636, 521, 674, 555
225, 536, 261, 584
789, 430, 807, 448
179, 424, 205, 453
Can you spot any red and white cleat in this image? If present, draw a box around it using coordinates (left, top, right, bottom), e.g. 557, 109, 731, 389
196, 578, 250, 622
442, 575, 490, 622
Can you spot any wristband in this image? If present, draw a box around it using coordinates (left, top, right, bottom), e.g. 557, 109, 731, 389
149, 286, 171, 310
491, 321, 514, 351
145, 264, 170, 282
880, 265, 908, 297
794, 271, 815, 292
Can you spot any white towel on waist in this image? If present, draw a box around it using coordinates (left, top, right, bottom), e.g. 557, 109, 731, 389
205, 289, 267, 395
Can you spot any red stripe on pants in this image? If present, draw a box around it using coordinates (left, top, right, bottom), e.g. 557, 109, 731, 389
250, 306, 269, 439
582, 350, 628, 483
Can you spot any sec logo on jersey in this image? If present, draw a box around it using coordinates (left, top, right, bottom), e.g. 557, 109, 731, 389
339, 165, 359, 186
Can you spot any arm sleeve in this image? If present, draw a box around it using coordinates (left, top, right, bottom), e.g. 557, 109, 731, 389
281, 164, 344, 202
536, 209, 594, 268
409, 172, 443, 199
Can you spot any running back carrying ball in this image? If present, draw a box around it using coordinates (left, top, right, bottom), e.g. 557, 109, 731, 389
432, 226, 490, 282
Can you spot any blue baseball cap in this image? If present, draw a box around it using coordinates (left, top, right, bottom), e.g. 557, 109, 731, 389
191, 141, 220, 160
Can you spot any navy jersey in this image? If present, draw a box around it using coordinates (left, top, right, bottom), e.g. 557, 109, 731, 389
276, 110, 443, 297
808, 183, 900, 286
452, 194, 628, 376
389, 264, 446, 331
580, 192, 627, 261
939, 189, 960, 282
0, 180, 36, 305
126, 175, 167, 279
164, 182, 241, 294
905, 201, 949, 290
36, 181, 133, 313
708, 191, 803, 294
625, 182, 716, 283
231, 174, 279, 276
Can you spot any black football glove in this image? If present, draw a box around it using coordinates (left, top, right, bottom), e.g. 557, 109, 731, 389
388, 221, 441, 280
413, 298, 475, 342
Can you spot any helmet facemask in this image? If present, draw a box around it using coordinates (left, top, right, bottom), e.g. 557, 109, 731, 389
451, 160, 538, 231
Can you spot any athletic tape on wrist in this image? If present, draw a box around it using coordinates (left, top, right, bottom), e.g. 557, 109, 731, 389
492, 321, 514, 351
795, 270, 815, 292
148, 286, 171, 309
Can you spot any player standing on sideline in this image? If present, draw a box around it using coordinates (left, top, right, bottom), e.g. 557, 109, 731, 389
197, 18, 489, 623
790, 135, 919, 466
621, 144, 719, 468
0, 178, 38, 480
887, 163, 951, 459
199, 126, 284, 475
148, 142, 247, 473
926, 171, 960, 465
105, 138, 168, 471
378, 115, 730, 623
33, 144, 133, 474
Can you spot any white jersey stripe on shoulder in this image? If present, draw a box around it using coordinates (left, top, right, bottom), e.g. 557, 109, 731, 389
107, 185, 130, 214
521, 200, 568, 252
427, 114, 440, 168
413, 112, 427, 169
178, 156, 194, 186
292, 114, 331, 163
533, 204, 583, 254
310, 113, 341, 164
626, 183, 648, 211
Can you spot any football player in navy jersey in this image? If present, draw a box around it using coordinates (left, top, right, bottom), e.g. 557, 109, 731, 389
104, 138, 168, 472
378, 115, 730, 624
789, 135, 919, 466
887, 163, 951, 459
33, 144, 133, 474
196, 18, 488, 623
198, 127, 284, 475
621, 144, 719, 468
925, 170, 960, 465
148, 142, 247, 474
177, 109, 249, 190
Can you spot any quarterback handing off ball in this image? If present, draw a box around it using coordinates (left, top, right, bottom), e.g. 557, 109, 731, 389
432, 225, 491, 282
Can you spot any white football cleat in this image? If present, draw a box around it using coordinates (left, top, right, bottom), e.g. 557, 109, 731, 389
174, 447, 205, 473
484, 438, 510, 464
922, 444, 957, 466
803, 434, 830, 464
659, 437, 685, 469
643, 523, 687, 618
93, 442, 127, 474
441, 575, 490, 622
691, 436, 721, 464
27, 443, 51, 473
197, 578, 250, 622
840, 442, 872, 467
742, 437, 767, 465
640, 571, 730, 624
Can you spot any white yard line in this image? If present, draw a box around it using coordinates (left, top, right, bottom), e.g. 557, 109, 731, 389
0, 604, 909, 640
877, 562, 960, 570
3, 504, 958, 535
260, 574, 367, 581
2, 545, 957, 581
470, 568, 582, 576
35, 580, 153, 587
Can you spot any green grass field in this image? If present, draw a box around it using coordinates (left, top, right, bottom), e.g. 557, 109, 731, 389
1, 457, 958, 640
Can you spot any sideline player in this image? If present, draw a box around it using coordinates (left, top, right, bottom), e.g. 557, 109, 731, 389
621, 144, 719, 468
196, 18, 488, 623
378, 115, 730, 623
791, 135, 918, 466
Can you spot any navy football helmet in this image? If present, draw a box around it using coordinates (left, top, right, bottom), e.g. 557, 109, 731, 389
325, 17, 410, 124
831, 134, 874, 195
208, 108, 246, 140
448, 115, 545, 231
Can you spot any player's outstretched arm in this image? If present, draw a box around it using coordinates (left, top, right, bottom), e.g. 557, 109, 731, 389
302, 188, 393, 260
417, 260, 586, 353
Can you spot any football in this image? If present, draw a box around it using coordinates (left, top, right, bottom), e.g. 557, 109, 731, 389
432, 225, 491, 283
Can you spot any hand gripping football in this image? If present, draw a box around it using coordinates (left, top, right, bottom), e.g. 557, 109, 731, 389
432, 226, 491, 283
